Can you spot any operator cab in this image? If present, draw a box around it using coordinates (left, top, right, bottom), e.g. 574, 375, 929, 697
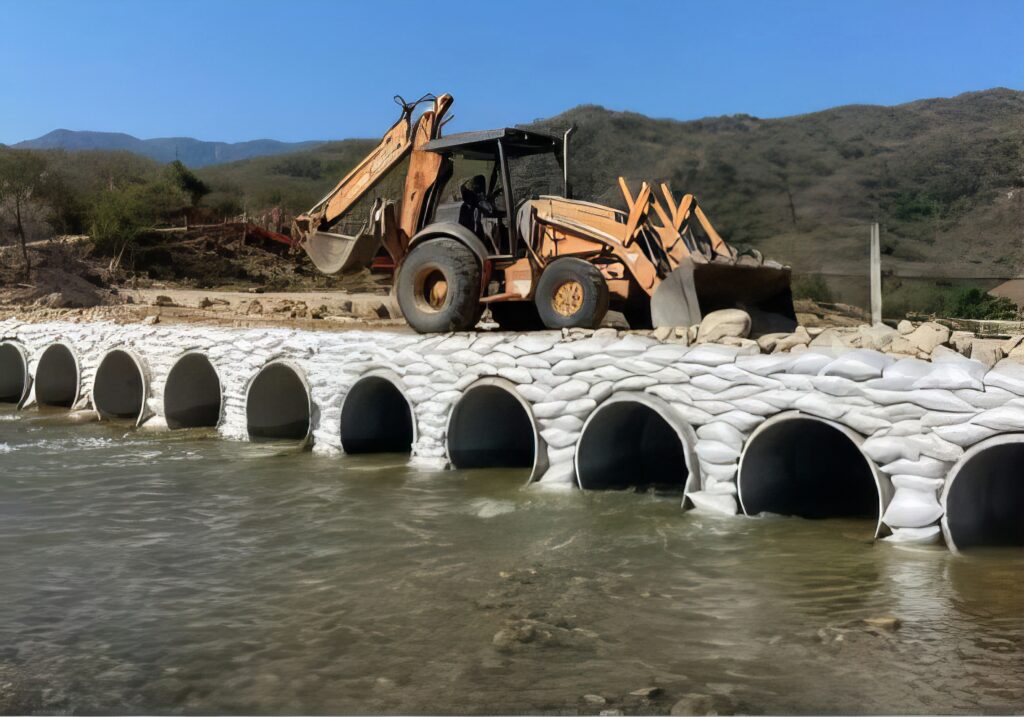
423, 128, 564, 258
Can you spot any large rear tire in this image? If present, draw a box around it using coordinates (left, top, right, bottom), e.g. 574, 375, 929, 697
535, 258, 609, 329
396, 238, 482, 333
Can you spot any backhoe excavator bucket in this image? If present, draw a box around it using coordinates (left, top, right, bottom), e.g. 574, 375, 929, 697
303, 229, 382, 275
650, 260, 798, 336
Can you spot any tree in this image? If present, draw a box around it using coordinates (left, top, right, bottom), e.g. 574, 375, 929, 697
0, 149, 49, 278
165, 160, 210, 206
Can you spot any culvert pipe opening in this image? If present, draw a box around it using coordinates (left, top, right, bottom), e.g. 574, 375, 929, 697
35, 343, 79, 409
943, 437, 1024, 550
246, 362, 311, 442
164, 353, 222, 429
93, 350, 146, 422
576, 397, 691, 491
447, 383, 537, 469
0, 342, 28, 404
340, 375, 414, 454
738, 414, 880, 522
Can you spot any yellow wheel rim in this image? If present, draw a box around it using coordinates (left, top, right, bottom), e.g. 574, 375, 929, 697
552, 280, 584, 317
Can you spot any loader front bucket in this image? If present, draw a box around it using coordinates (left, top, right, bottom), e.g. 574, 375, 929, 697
650, 259, 798, 336
303, 229, 382, 275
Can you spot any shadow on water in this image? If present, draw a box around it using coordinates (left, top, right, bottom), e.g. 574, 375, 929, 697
0, 412, 1020, 715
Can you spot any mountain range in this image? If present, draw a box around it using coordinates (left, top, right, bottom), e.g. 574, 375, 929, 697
12, 129, 323, 167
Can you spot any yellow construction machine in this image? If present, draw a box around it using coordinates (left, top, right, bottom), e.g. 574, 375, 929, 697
292, 94, 796, 334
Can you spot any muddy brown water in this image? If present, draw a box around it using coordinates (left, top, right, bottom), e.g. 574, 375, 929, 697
0, 407, 1021, 715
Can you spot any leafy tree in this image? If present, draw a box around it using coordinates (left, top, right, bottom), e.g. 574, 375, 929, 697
165, 160, 210, 206
89, 178, 188, 271
0, 149, 49, 277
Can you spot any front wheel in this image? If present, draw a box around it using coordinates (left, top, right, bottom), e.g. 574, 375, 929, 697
534, 257, 609, 329
396, 238, 482, 333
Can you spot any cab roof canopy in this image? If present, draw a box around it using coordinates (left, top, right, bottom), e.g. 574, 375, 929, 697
423, 127, 562, 160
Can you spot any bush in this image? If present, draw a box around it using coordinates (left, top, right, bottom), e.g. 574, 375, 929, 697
793, 274, 834, 303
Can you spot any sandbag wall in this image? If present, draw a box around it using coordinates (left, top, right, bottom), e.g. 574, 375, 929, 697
3, 318, 1024, 552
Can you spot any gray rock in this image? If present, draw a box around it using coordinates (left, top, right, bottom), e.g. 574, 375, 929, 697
670, 693, 718, 716
583, 694, 607, 706
906, 321, 950, 354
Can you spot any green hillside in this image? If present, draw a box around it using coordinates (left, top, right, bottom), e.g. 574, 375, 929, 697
195, 88, 1024, 285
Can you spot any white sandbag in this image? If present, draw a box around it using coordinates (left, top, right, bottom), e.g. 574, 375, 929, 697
735, 353, 796, 376
604, 334, 657, 356
549, 379, 589, 402
793, 393, 848, 421
588, 381, 614, 403
697, 439, 740, 464
906, 432, 963, 463
970, 405, 1024, 431
932, 422, 1000, 448
881, 486, 944, 528
699, 460, 738, 482
540, 426, 578, 449
668, 401, 716, 426
692, 400, 733, 416
532, 400, 568, 419
819, 349, 892, 381
690, 373, 732, 392
687, 490, 738, 515
882, 525, 942, 544
891, 473, 945, 492
563, 398, 597, 417
920, 411, 976, 427
983, 359, 1024, 395
716, 410, 764, 433
613, 376, 659, 392
552, 355, 614, 376
862, 387, 974, 413
703, 478, 738, 495
643, 344, 692, 366
912, 360, 986, 391
863, 435, 919, 464
684, 344, 740, 367
497, 367, 532, 385
955, 386, 1016, 409
789, 351, 834, 375
884, 419, 924, 437
696, 421, 745, 451
730, 398, 776, 416
809, 375, 864, 397
881, 455, 950, 478
840, 409, 892, 436
564, 336, 615, 358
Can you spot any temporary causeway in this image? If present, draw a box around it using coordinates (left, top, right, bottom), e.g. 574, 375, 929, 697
3, 318, 1024, 554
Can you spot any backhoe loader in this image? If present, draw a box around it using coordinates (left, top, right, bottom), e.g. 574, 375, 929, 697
292, 94, 796, 335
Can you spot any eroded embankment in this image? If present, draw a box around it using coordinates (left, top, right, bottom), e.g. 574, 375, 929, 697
5, 318, 1024, 550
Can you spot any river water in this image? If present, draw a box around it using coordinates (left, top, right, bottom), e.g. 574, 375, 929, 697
0, 407, 1021, 715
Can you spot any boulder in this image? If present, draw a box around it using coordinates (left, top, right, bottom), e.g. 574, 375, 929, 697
970, 338, 1005, 368
897, 319, 914, 335
905, 321, 950, 354
696, 309, 751, 344
772, 326, 812, 353
950, 330, 975, 356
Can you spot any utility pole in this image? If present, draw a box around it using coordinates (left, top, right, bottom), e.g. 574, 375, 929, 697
870, 222, 882, 325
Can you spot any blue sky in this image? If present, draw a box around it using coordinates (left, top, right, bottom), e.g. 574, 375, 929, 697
2, 0, 1022, 145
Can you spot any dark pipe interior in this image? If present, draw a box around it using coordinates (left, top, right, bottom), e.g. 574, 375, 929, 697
165, 354, 221, 429
448, 385, 534, 468
340, 376, 413, 454
0, 344, 26, 403
94, 350, 144, 420
739, 417, 878, 519
246, 364, 310, 441
35, 344, 78, 408
577, 401, 688, 491
946, 443, 1024, 549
